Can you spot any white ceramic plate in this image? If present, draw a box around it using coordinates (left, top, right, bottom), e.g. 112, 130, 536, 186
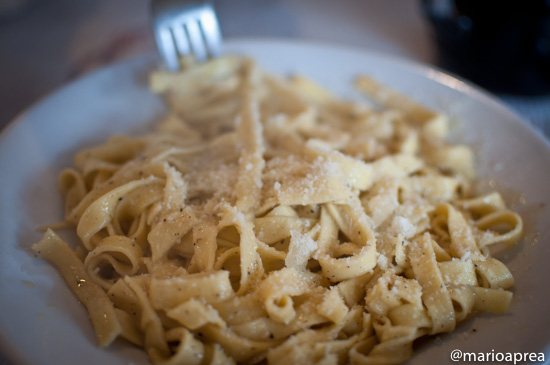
1, 39, 549, 365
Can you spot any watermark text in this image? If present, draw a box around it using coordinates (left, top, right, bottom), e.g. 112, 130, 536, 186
450, 349, 545, 364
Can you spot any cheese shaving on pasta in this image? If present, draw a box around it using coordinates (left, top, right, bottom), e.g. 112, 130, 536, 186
33, 56, 523, 364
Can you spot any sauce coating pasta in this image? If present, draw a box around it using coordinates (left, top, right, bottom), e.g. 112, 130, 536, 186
33, 56, 523, 364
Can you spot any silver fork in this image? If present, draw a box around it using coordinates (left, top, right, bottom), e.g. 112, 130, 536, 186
151, 0, 222, 71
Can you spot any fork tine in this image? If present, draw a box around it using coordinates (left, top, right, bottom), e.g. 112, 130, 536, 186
171, 24, 191, 56
155, 27, 180, 71
199, 10, 222, 57
184, 19, 208, 62
152, 0, 222, 70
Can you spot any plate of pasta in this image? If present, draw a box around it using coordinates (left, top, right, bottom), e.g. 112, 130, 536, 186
1, 39, 550, 365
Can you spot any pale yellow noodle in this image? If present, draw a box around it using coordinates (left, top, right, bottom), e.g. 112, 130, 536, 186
34, 56, 524, 364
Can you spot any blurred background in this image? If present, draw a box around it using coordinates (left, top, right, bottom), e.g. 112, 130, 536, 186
0, 0, 549, 137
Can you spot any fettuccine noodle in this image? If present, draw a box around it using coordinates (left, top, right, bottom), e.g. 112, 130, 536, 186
33, 56, 523, 364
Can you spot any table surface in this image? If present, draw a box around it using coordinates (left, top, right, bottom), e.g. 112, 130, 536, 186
0, 1, 549, 364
